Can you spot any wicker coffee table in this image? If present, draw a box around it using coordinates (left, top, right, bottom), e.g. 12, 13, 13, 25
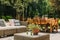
14, 32, 50, 40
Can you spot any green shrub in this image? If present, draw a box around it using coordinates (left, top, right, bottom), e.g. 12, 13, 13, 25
1, 16, 12, 21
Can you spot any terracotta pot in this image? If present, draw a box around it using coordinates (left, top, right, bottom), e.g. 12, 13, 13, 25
32, 28, 39, 35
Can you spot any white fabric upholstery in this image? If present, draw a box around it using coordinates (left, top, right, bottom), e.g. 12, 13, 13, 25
9, 19, 21, 26
0, 19, 26, 30
14, 20, 20, 26
0, 19, 26, 37
0, 26, 26, 30
0, 19, 6, 26
8, 19, 15, 26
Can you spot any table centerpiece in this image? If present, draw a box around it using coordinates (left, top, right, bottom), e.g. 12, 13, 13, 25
27, 23, 40, 35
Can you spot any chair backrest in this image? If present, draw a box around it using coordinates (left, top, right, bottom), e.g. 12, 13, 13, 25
20, 21, 27, 26
0, 19, 6, 27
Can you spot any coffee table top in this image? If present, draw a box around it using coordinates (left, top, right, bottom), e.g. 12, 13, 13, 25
14, 32, 49, 38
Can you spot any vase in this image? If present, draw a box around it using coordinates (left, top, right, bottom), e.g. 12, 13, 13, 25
32, 29, 39, 35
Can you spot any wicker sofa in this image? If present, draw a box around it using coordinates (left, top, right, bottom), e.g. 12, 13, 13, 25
0, 26, 26, 37
0, 19, 27, 37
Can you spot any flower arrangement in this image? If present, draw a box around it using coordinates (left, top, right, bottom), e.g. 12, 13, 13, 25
27, 23, 40, 35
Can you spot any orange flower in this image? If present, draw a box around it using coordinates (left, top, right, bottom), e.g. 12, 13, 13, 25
32, 28, 40, 33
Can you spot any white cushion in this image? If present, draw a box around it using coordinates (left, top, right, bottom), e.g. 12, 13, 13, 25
14, 20, 20, 26
9, 19, 20, 26
0, 19, 6, 26
0, 26, 26, 30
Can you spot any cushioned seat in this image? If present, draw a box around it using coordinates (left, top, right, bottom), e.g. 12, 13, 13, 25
0, 19, 27, 37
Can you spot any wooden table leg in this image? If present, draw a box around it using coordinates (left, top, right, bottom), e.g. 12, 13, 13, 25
50, 25, 53, 33
55, 25, 58, 32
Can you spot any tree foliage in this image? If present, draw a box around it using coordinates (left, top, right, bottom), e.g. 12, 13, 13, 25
0, 0, 60, 19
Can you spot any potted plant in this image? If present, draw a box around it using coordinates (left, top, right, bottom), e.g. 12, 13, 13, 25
27, 23, 40, 35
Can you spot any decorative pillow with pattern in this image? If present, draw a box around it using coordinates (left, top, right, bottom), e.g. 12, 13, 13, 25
14, 20, 20, 26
